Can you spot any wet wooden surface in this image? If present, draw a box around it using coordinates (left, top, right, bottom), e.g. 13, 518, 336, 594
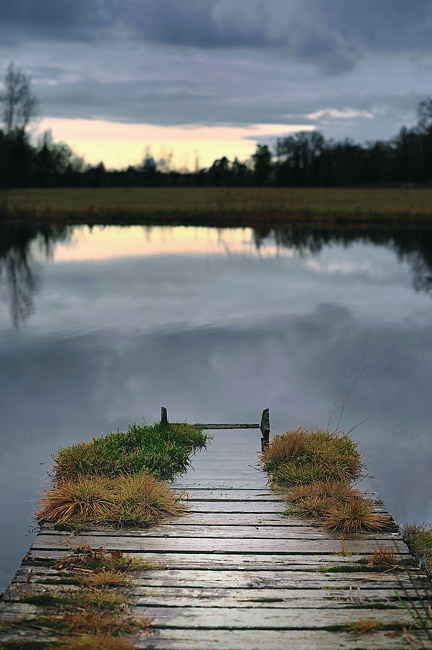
1, 431, 431, 648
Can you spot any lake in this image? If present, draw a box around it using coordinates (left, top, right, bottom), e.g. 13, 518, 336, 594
1, 221, 431, 592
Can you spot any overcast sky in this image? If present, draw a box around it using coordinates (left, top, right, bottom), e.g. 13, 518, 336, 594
1, 0, 432, 168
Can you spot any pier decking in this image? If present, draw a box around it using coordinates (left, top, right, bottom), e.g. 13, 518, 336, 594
1, 430, 431, 649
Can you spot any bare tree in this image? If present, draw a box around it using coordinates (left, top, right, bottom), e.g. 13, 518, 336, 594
417, 98, 432, 135
0, 62, 38, 136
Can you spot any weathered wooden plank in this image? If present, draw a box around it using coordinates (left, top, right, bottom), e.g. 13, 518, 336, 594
30, 533, 409, 555
42, 512, 310, 527
133, 605, 418, 629
23, 550, 418, 575
130, 571, 428, 591
6, 582, 427, 607
181, 501, 287, 512
181, 489, 282, 501
173, 481, 268, 490
11, 553, 428, 593
160, 512, 304, 526
183, 499, 391, 514
0, 625, 424, 650
3, 599, 419, 636
18, 563, 424, 590
129, 588, 427, 609
37, 526, 406, 543
35, 525, 349, 540
131, 628, 430, 650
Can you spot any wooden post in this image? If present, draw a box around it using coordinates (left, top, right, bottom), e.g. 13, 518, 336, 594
160, 406, 168, 428
260, 408, 270, 450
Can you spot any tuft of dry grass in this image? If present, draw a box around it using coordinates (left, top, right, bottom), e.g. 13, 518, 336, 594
344, 618, 384, 634
65, 587, 126, 612
367, 546, 398, 570
262, 428, 362, 486
286, 480, 359, 519
83, 570, 131, 588
57, 636, 137, 650
38, 609, 145, 637
323, 496, 393, 534
111, 473, 185, 525
53, 546, 159, 574
263, 427, 397, 538
36, 476, 114, 524
36, 473, 184, 527
261, 427, 309, 470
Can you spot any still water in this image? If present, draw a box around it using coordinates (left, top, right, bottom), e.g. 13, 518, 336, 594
1, 223, 431, 592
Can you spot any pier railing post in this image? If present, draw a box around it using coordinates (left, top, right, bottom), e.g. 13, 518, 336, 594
260, 408, 270, 450
160, 406, 169, 428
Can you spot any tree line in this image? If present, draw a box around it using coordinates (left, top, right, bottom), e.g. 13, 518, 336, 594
2, 63, 432, 189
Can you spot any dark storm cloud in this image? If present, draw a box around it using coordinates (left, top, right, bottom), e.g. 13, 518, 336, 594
0, 0, 120, 42
126, 0, 279, 48
126, 0, 432, 71
291, 0, 432, 72
2, 0, 432, 71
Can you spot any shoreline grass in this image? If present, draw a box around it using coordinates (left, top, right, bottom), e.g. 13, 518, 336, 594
3, 187, 432, 227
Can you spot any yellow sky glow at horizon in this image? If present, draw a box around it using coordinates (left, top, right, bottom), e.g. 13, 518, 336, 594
46, 225, 293, 262
35, 118, 313, 170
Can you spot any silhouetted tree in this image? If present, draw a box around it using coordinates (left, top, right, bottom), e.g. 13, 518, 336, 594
0, 63, 38, 187
252, 144, 272, 185
0, 63, 38, 136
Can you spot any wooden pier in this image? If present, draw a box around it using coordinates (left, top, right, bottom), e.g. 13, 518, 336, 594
1, 429, 431, 648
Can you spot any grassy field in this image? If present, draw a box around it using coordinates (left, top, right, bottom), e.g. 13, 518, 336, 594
2, 186, 432, 225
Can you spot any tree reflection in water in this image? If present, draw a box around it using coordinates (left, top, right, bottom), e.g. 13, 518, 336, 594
1, 221, 432, 327
0, 223, 71, 327
253, 224, 432, 295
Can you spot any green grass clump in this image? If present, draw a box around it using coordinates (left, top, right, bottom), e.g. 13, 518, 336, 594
261, 427, 361, 486
36, 473, 184, 527
402, 523, 432, 577
53, 421, 208, 483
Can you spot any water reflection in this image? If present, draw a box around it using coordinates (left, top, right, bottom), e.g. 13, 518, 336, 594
1, 222, 432, 327
254, 224, 432, 294
0, 224, 71, 327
